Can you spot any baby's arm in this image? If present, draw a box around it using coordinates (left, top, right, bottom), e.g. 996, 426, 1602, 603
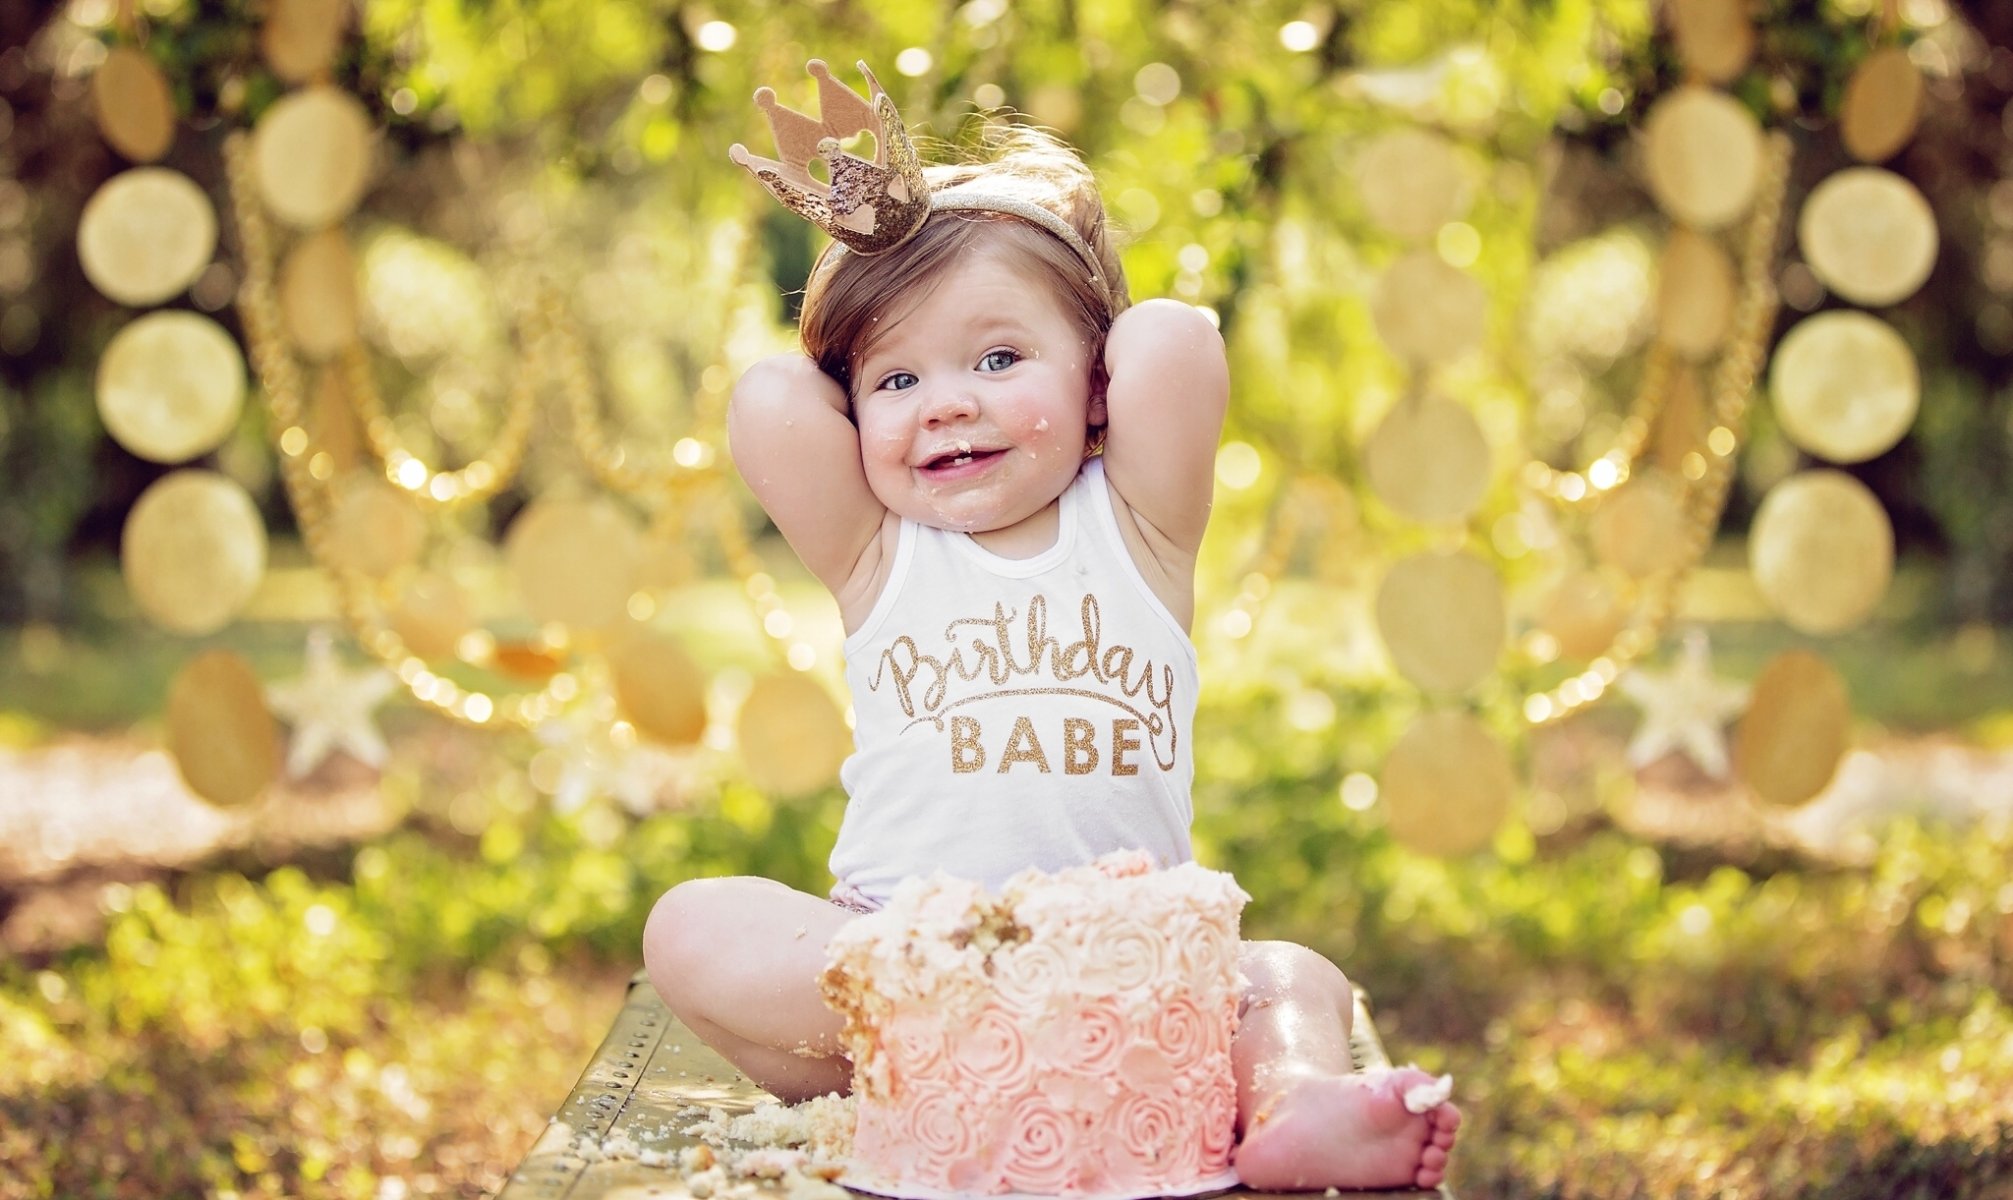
1099, 299, 1230, 556
727, 355, 887, 597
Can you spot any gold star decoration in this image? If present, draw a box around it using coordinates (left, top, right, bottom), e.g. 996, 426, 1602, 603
264, 628, 397, 778
1616, 630, 1751, 779
529, 679, 681, 817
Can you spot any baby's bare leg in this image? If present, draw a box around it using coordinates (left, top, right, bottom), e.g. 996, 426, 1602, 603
642, 876, 858, 1102
1231, 940, 1461, 1191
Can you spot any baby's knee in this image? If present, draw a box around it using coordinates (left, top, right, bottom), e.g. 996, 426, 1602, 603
643, 878, 755, 1011
1240, 939, 1352, 1007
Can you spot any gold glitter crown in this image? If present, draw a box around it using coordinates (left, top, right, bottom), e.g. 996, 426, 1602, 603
729, 59, 1106, 287
728, 60, 929, 255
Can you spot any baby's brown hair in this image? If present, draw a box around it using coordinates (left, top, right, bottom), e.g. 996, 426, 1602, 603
798, 124, 1130, 409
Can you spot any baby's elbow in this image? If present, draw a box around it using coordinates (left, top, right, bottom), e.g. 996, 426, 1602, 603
730, 355, 848, 425
1135, 298, 1222, 344
1111, 300, 1225, 371
733, 354, 816, 407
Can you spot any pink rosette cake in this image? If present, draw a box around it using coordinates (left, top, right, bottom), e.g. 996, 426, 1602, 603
821, 852, 1249, 1199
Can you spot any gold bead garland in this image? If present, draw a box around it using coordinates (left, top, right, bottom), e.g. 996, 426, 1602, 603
223, 18, 1792, 770
340, 335, 537, 507
527, 245, 835, 673
1218, 128, 1788, 730
537, 290, 728, 501
526, 226, 832, 674
712, 491, 820, 671
1521, 341, 1675, 506
1523, 132, 1791, 725
227, 132, 576, 730
536, 225, 750, 503
235, 124, 831, 735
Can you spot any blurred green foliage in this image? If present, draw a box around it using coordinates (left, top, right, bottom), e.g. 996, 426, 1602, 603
14, 0, 2013, 625
0, 371, 101, 620
7, 0, 2013, 1196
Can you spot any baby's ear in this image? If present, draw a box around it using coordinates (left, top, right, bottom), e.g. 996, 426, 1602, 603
1088, 362, 1111, 423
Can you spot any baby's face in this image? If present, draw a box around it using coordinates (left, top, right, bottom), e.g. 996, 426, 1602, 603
850, 250, 1102, 536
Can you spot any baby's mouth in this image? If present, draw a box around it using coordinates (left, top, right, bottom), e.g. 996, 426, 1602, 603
919, 443, 1006, 472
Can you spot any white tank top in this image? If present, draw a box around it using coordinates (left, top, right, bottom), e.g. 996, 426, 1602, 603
830, 458, 1199, 908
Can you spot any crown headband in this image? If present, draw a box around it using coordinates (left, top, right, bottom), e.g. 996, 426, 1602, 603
728, 60, 1106, 290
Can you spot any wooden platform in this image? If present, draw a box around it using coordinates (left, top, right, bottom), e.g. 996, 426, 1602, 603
496, 971, 1449, 1200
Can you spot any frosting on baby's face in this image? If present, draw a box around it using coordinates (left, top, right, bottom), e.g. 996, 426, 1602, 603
849, 248, 1105, 543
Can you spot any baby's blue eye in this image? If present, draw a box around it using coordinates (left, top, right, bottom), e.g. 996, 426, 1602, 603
877, 371, 918, 392
979, 349, 1020, 372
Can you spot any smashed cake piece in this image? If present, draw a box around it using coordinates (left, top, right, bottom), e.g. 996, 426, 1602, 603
821, 851, 1250, 1197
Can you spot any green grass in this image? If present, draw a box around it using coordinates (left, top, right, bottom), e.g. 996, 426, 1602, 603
7, 771, 2011, 1197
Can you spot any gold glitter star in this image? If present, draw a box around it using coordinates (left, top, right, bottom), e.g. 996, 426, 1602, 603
264, 629, 397, 778
529, 677, 680, 817
1617, 631, 1751, 779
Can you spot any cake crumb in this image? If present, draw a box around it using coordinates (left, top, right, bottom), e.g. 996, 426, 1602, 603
785, 1169, 852, 1200
602, 1132, 641, 1158
677, 1094, 857, 1181
680, 1144, 716, 1173
738, 1148, 807, 1178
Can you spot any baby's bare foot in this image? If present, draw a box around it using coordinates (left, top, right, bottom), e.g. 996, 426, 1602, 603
1233, 1066, 1461, 1192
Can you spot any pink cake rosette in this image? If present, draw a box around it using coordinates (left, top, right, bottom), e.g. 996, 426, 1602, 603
1169, 908, 1237, 992
1106, 1091, 1201, 1184
896, 1078, 986, 1183
882, 1008, 949, 1076
1197, 1070, 1238, 1169
1080, 916, 1168, 994
997, 1091, 1081, 1194
951, 1004, 1034, 1095
1149, 994, 1213, 1073
1044, 994, 1129, 1076
990, 937, 1076, 1012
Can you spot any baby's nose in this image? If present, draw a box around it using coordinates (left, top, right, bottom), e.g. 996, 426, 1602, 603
921, 384, 978, 424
